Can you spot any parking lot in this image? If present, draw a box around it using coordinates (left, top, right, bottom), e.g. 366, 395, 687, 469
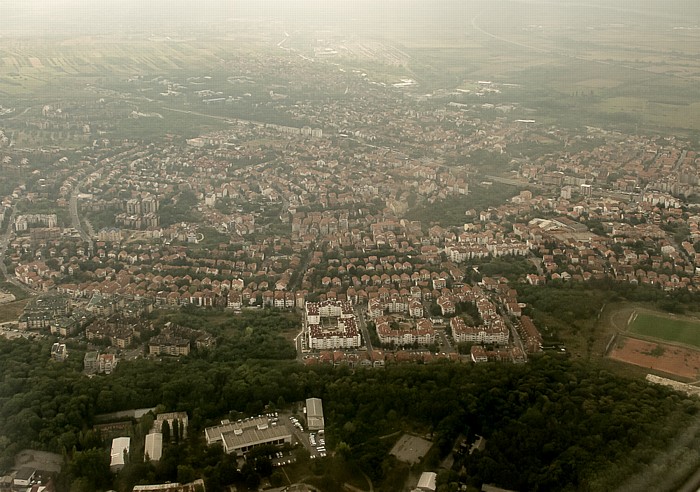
280, 412, 327, 460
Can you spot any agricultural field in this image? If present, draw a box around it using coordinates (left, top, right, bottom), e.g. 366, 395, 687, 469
383, 1, 700, 134
1, 1, 700, 137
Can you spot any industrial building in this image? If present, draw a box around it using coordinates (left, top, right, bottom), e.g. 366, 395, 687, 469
306, 398, 325, 431
205, 417, 292, 456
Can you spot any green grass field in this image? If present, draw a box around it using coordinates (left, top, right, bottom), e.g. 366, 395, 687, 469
629, 312, 700, 349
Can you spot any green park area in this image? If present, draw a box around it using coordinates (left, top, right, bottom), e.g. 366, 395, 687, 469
629, 312, 700, 349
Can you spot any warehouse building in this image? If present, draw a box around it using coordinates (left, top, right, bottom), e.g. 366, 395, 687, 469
306, 397, 324, 431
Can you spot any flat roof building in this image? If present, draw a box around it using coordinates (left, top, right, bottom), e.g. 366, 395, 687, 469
205, 416, 292, 456
13, 468, 36, 488
144, 432, 163, 462
306, 397, 324, 431
222, 425, 291, 456
110, 437, 130, 471
417, 471, 437, 491
133, 479, 205, 492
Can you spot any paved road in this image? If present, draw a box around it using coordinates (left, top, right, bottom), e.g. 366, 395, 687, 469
436, 329, 455, 354
355, 307, 373, 353
500, 306, 527, 360
0, 204, 33, 294
527, 251, 544, 276
674, 149, 688, 172
295, 330, 306, 360
70, 184, 94, 256
677, 464, 700, 492
0, 205, 16, 282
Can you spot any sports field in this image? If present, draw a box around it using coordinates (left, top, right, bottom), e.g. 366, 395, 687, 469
609, 336, 700, 380
629, 312, 700, 349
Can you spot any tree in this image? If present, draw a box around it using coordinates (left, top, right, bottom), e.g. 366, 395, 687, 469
177, 464, 196, 484
270, 470, 286, 487
173, 419, 180, 443
68, 448, 112, 491
162, 420, 171, 443
255, 456, 272, 477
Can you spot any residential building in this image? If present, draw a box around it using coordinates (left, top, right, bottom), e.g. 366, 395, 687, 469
148, 334, 190, 356
84, 350, 99, 373
451, 317, 509, 345
51, 343, 68, 362
98, 353, 118, 374
306, 300, 361, 350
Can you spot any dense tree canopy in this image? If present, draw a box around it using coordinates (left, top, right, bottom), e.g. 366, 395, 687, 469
0, 311, 698, 492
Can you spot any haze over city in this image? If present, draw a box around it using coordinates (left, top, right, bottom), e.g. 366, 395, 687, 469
0, 1, 699, 491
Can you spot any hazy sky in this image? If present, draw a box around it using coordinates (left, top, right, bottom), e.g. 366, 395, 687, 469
0, 1, 697, 36
1, 0, 459, 35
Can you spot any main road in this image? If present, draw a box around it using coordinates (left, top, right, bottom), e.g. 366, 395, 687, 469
0, 205, 17, 283
355, 306, 373, 353
0, 203, 33, 294
499, 305, 527, 361
70, 184, 94, 256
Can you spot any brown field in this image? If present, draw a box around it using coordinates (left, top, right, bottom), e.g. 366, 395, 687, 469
608, 335, 700, 380
0, 299, 29, 323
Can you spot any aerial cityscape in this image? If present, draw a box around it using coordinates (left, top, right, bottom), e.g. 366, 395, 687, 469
0, 1, 699, 491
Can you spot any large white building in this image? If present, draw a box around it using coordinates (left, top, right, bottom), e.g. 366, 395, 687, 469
450, 317, 509, 345
417, 472, 437, 491
144, 433, 163, 462
306, 300, 361, 350
110, 437, 130, 471
375, 317, 436, 346
14, 213, 58, 232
